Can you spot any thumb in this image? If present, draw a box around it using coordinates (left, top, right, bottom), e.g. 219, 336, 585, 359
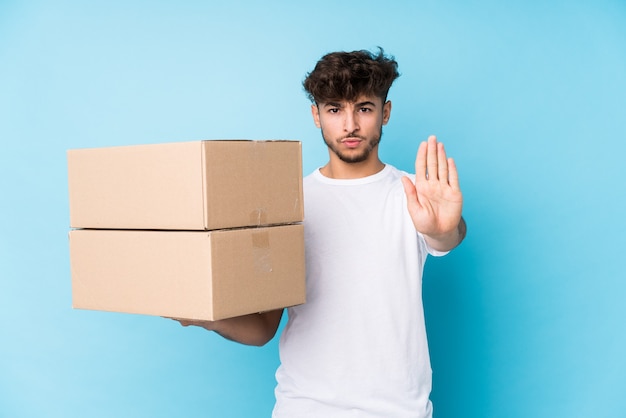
401, 176, 421, 211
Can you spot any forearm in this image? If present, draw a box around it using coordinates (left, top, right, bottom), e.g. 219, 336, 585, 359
424, 216, 467, 252
173, 309, 284, 347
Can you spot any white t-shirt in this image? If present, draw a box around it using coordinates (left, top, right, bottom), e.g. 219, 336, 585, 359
273, 165, 447, 418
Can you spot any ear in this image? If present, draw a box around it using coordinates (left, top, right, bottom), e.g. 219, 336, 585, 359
311, 104, 321, 128
382, 100, 392, 125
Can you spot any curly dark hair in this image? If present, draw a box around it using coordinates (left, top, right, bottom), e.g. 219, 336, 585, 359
303, 48, 400, 104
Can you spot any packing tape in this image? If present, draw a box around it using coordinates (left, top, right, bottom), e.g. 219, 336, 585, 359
252, 231, 272, 273
249, 208, 268, 226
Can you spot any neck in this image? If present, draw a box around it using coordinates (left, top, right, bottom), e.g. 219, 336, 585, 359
319, 155, 385, 179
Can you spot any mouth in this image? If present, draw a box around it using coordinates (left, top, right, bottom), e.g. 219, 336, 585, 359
341, 137, 364, 148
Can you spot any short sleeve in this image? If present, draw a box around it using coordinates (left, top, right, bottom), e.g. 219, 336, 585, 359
417, 232, 450, 257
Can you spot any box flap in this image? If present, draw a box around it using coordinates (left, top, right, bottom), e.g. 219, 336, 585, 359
202, 140, 303, 230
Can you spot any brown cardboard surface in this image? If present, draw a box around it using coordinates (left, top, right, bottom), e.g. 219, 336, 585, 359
67, 140, 303, 230
69, 225, 306, 321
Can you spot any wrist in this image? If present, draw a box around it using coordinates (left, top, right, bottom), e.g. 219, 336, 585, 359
425, 217, 466, 252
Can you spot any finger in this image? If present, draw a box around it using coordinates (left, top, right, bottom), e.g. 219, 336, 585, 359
437, 142, 449, 184
427, 135, 438, 181
401, 176, 421, 209
166, 317, 191, 327
415, 140, 428, 182
175, 319, 190, 327
447, 157, 461, 191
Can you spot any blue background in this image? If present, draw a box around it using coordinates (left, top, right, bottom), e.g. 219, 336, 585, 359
1, 1, 625, 417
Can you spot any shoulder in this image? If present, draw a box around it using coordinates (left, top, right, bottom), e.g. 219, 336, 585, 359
303, 169, 322, 189
385, 164, 412, 180
381, 165, 413, 197
303, 169, 319, 182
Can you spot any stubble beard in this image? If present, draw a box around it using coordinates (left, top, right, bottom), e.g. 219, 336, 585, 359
322, 127, 383, 164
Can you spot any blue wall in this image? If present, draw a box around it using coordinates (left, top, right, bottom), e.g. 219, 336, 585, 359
1, 1, 625, 417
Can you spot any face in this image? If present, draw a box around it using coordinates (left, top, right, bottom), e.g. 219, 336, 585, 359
312, 95, 391, 164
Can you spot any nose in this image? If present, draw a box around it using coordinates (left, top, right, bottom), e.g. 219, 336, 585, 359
344, 111, 359, 133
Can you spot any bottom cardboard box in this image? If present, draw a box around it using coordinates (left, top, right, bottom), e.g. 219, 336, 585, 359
69, 224, 305, 321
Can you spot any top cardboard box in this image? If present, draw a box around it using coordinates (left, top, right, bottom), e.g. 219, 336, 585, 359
68, 140, 303, 230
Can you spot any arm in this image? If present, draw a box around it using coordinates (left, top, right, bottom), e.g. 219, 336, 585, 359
401, 135, 466, 252
169, 308, 284, 347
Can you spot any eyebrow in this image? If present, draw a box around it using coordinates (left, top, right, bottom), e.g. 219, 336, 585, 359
322, 100, 378, 108
323, 101, 344, 109
355, 101, 377, 108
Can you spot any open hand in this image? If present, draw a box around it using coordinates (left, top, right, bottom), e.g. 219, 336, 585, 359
401, 135, 464, 251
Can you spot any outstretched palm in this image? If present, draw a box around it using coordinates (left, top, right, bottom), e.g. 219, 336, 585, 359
401, 135, 463, 245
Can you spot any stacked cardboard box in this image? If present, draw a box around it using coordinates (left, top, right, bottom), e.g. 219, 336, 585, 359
68, 140, 306, 321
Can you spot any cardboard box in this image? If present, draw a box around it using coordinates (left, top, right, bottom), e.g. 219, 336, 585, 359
69, 224, 305, 321
67, 140, 303, 230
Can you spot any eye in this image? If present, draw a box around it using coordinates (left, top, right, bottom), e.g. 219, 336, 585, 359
359, 107, 372, 112
328, 108, 340, 114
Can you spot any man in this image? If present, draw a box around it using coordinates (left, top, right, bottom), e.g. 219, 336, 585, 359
175, 48, 466, 417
